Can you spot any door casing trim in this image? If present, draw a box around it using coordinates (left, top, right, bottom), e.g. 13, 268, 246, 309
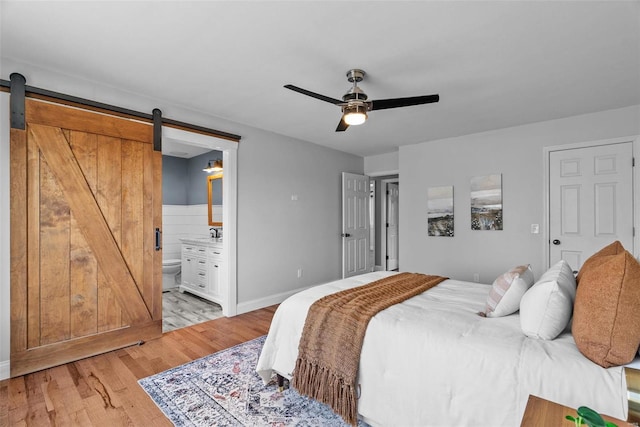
380, 178, 398, 271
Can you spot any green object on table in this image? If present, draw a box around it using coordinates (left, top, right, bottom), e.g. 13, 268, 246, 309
565, 406, 618, 427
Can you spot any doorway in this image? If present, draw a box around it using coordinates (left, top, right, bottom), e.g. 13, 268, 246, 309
340, 172, 401, 275
371, 175, 399, 271
372, 175, 400, 271
386, 182, 399, 271
545, 138, 635, 271
6, 86, 239, 377
160, 145, 225, 331
162, 127, 238, 323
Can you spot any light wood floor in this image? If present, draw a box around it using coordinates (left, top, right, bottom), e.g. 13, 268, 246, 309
0, 305, 277, 427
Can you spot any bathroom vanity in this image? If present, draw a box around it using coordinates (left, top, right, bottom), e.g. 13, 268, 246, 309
179, 238, 225, 312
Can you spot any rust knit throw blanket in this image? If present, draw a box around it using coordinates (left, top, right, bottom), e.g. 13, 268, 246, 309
291, 273, 447, 426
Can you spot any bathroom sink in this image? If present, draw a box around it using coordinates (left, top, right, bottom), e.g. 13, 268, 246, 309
195, 237, 222, 243
180, 237, 223, 245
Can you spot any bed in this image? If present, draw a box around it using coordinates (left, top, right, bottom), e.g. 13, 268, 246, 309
256, 270, 632, 426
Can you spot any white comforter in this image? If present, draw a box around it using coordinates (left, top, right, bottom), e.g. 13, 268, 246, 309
256, 271, 628, 426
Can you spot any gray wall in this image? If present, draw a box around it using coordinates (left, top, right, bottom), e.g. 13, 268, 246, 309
237, 128, 363, 302
162, 155, 188, 205
399, 105, 640, 283
163, 151, 222, 205
188, 151, 222, 205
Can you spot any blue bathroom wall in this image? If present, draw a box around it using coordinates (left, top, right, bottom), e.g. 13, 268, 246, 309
162, 150, 222, 205
188, 151, 223, 205
162, 155, 188, 205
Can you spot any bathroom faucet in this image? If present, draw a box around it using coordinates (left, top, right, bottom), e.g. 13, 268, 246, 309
209, 227, 220, 239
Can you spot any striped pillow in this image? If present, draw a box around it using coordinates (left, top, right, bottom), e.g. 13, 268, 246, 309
484, 265, 534, 318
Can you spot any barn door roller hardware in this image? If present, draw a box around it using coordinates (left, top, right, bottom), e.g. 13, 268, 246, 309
1, 73, 241, 142
9, 73, 26, 130
153, 108, 162, 152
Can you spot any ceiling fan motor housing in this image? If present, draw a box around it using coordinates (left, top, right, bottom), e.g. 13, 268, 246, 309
343, 69, 369, 108
342, 88, 368, 102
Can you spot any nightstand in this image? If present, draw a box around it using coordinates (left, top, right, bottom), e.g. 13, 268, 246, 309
520, 395, 633, 427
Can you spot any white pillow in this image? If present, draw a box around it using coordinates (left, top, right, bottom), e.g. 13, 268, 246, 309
484, 265, 534, 318
520, 260, 577, 340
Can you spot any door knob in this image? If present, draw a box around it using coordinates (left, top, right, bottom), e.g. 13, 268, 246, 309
341, 233, 351, 237
552, 239, 561, 245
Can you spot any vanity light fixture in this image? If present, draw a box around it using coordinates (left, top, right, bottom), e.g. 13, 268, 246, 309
342, 104, 368, 126
203, 159, 223, 173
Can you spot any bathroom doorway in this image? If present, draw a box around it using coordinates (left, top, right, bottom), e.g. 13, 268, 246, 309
370, 174, 399, 271
161, 127, 238, 331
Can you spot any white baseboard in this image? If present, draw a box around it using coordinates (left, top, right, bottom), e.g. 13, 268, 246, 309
236, 286, 313, 315
0, 359, 9, 380
374, 265, 385, 271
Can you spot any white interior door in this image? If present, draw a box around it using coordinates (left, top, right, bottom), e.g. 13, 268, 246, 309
549, 142, 633, 271
342, 172, 370, 278
386, 183, 399, 270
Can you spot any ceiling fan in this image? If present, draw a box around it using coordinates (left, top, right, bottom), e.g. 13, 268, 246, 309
284, 69, 439, 132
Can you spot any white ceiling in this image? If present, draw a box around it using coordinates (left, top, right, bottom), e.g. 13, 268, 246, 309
162, 137, 216, 159
2, 1, 639, 157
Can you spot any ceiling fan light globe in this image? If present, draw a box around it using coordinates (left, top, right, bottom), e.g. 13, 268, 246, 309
344, 111, 367, 126
343, 103, 368, 126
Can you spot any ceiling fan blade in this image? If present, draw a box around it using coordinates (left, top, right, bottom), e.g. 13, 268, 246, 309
335, 116, 349, 132
370, 94, 439, 111
284, 84, 342, 105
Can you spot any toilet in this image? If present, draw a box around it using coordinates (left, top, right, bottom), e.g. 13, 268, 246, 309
162, 259, 181, 291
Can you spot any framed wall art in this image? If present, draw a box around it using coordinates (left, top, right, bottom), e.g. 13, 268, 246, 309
470, 174, 502, 230
427, 186, 454, 236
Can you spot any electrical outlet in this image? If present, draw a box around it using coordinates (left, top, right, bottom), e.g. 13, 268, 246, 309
297, 268, 303, 278
473, 273, 480, 282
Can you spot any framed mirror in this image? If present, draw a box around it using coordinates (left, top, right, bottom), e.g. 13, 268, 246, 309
207, 173, 223, 226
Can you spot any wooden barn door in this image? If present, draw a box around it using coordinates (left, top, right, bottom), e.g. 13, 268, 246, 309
10, 98, 162, 377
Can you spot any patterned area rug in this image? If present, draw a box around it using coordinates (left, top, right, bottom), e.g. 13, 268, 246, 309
138, 336, 370, 426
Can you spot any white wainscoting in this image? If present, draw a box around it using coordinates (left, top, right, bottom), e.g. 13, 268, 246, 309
162, 204, 222, 260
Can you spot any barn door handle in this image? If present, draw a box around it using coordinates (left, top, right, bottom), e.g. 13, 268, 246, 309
155, 228, 162, 251
552, 239, 561, 245
342, 233, 351, 237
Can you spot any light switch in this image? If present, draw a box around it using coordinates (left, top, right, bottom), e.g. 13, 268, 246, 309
530, 224, 539, 234
291, 194, 298, 201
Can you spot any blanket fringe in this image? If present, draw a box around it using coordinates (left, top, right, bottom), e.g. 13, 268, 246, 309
293, 358, 358, 427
